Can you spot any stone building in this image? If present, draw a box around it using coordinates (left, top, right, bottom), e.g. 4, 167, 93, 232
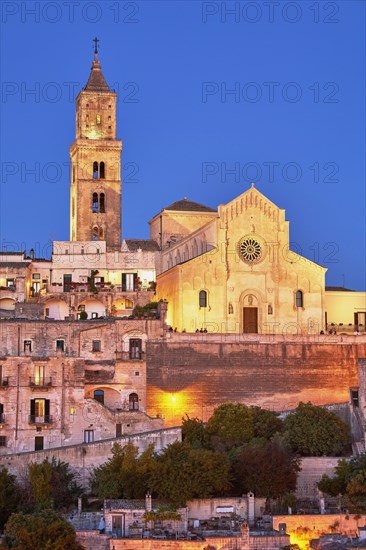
0, 317, 165, 454
0, 42, 365, 453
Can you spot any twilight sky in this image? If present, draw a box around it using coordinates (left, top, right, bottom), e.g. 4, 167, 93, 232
0, 1, 365, 290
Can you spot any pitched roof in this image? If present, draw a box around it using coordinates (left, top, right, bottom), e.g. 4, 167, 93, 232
164, 198, 216, 213
125, 239, 160, 252
84, 56, 110, 92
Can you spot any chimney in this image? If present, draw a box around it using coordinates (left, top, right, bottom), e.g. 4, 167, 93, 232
30, 248, 34, 259
145, 492, 152, 512
247, 492, 255, 526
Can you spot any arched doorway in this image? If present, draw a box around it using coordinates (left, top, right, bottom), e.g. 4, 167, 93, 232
129, 393, 139, 411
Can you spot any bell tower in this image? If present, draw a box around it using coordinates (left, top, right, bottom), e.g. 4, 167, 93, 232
70, 38, 122, 249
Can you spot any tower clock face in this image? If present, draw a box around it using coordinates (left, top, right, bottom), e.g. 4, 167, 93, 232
238, 236, 264, 265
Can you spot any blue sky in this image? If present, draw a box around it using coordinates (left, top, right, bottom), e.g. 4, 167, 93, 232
1, 1, 365, 290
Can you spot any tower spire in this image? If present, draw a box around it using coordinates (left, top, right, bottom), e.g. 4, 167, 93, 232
84, 37, 110, 92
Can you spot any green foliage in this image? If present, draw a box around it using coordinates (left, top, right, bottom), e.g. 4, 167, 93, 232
91, 442, 156, 499
79, 310, 88, 320
234, 438, 300, 499
283, 402, 350, 456
250, 406, 283, 439
24, 458, 82, 512
318, 453, 366, 512
182, 415, 209, 449
2, 508, 83, 549
206, 403, 253, 450
144, 505, 181, 523
132, 301, 159, 318
149, 441, 231, 507
0, 468, 20, 530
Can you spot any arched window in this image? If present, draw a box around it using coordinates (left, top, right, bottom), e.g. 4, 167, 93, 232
295, 290, 303, 308
100, 193, 105, 213
93, 161, 98, 179
129, 393, 139, 411
99, 227, 104, 240
94, 389, 104, 405
99, 162, 105, 179
125, 299, 133, 309
199, 290, 207, 308
92, 226, 99, 241
92, 193, 98, 213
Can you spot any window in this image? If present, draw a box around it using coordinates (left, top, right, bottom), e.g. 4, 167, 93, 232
94, 389, 104, 405
96, 114, 101, 125
34, 365, 45, 386
100, 193, 105, 213
91, 312, 98, 319
295, 290, 303, 308
24, 340, 32, 352
122, 273, 137, 291
32, 273, 40, 280
199, 290, 207, 308
92, 340, 101, 352
135, 371, 140, 376
35, 436, 44, 451
93, 161, 98, 179
129, 338, 142, 360
0, 436, 6, 447
0, 402, 4, 423
92, 192, 98, 213
125, 299, 133, 309
6, 278, 15, 287
100, 162, 105, 179
116, 424, 122, 437
84, 429, 94, 443
70, 407, 76, 415
30, 398, 50, 423
56, 339, 64, 352
129, 393, 139, 411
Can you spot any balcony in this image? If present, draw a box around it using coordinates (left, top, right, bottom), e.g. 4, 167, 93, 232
29, 415, 52, 424
29, 377, 52, 388
0, 413, 5, 424
0, 378, 9, 389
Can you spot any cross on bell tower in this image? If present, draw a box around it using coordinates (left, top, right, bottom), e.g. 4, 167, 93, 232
69, 41, 123, 249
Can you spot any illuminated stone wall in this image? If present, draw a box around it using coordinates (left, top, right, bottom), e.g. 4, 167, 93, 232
146, 335, 366, 425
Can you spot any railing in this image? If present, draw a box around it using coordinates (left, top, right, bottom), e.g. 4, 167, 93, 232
29, 377, 52, 387
29, 415, 53, 424
326, 323, 365, 333
0, 413, 5, 423
116, 351, 144, 361
0, 377, 9, 387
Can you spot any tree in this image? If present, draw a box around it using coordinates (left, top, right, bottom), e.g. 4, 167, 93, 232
234, 438, 301, 499
182, 415, 209, 449
0, 468, 20, 531
318, 453, 366, 512
250, 406, 283, 440
206, 403, 253, 450
149, 441, 231, 507
23, 458, 82, 511
91, 442, 156, 499
2, 509, 83, 549
283, 402, 350, 456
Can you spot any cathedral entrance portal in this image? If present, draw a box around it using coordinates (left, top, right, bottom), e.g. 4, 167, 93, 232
243, 307, 258, 333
